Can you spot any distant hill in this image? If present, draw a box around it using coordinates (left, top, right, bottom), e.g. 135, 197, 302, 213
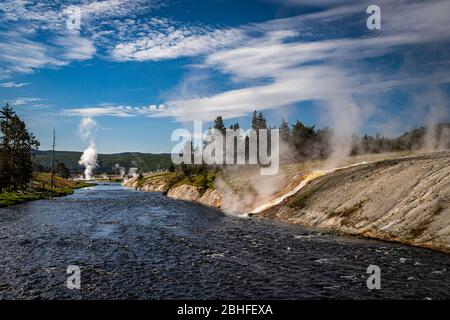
33, 150, 172, 174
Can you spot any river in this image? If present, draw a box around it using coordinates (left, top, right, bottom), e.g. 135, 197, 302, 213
0, 184, 449, 299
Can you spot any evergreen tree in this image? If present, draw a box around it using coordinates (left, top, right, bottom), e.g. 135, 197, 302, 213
229, 123, 240, 130
251, 110, 258, 130
279, 118, 290, 141
291, 121, 317, 158
0, 104, 40, 191
251, 110, 267, 131
214, 116, 226, 135
56, 161, 71, 179
257, 112, 267, 130
179, 161, 189, 177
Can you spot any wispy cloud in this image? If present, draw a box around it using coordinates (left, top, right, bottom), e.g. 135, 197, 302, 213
153, 0, 450, 122
62, 0, 450, 127
0, 82, 30, 88
0, 0, 165, 77
64, 104, 167, 117
8, 97, 43, 106
264, 0, 356, 7
0, 29, 95, 78
112, 25, 244, 61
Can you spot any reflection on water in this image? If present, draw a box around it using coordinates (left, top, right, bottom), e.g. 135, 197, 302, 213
0, 184, 449, 299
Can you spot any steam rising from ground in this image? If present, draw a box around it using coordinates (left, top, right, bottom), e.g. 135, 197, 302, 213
79, 143, 97, 180
114, 163, 140, 183
324, 97, 362, 168
123, 167, 139, 183
215, 166, 288, 214
78, 117, 98, 180
128, 167, 139, 178
113, 163, 126, 177
422, 89, 450, 152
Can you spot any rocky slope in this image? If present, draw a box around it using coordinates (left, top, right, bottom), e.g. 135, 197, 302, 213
124, 173, 171, 192
166, 185, 222, 208
123, 173, 223, 209
253, 151, 450, 253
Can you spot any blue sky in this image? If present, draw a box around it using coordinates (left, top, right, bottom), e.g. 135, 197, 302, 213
1, 0, 449, 153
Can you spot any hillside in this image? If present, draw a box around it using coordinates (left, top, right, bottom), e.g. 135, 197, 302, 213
253, 151, 450, 253
33, 150, 172, 174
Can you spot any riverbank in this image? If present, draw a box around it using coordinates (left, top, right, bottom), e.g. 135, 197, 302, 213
253, 151, 450, 254
125, 151, 450, 254
0, 173, 94, 208
124, 171, 223, 208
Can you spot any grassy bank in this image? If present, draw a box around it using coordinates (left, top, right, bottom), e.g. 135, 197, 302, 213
126, 170, 218, 195
0, 173, 94, 208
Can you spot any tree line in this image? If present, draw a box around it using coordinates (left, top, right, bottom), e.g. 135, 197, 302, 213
0, 104, 40, 192
34, 161, 71, 179
209, 111, 331, 162
174, 109, 450, 173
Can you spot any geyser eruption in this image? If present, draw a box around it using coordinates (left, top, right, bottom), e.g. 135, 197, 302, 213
78, 142, 98, 180
78, 117, 98, 180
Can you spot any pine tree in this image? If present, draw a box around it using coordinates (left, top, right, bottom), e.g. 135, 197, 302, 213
279, 118, 290, 141
0, 107, 11, 191
257, 112, 267, 130
179, 161, 189, 177
251, 110, 258, 130
214, 116, 226, 135
229, 123, 240, 130
0, 104, 39, 191
56, 161, 71, 179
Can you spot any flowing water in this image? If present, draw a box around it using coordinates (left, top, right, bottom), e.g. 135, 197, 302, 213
0, 184, 449, 299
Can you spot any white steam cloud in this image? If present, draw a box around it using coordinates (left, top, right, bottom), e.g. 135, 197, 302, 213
113, 163, 126, 177
78, 142, 98, 180
78, 117, 98, 180
128, 167, 139, 178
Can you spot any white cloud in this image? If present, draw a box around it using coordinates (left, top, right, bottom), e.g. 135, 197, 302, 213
154, 0, 450, 122
62, 0, 450, 125
112, 27, 244, 61
54, 31, 96, 60
0, 0, 163, 77
64, 104, 166, 117
265, 0, 355, 6
31, 103, 51, 109
0, 31, 65, 75
0, 82, 30, 88
0, 28, 95, 78
9, 97, 43, 106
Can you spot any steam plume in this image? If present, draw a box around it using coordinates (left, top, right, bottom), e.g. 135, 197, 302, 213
128, 167, 139, 178
78, 117, 98, 180
113, 163, 126, 177
422, 89, 449, 152
78, 143, 98, 180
